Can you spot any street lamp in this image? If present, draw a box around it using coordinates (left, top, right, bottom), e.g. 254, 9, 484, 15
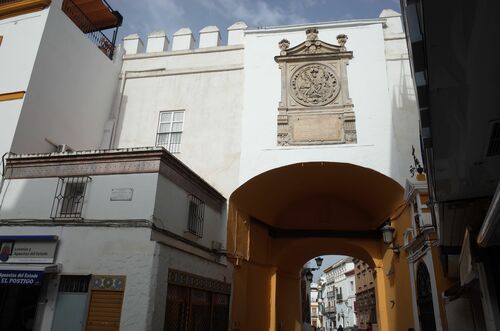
304, 256, 324, 282
381, 222, 400, 255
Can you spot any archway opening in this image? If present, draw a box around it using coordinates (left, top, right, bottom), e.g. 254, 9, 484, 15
227, 162, 413, 331
304, 255, 378, 331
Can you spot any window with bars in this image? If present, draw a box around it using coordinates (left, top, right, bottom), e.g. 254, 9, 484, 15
51, 177, 91, 219
156, 110, 184, 153
164, 284, 230, 331
187, 194, 205, 238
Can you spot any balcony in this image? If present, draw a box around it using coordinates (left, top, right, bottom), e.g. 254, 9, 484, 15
62, 0, 122, 59
324, 306, 336, 314
0, 0, 51, 20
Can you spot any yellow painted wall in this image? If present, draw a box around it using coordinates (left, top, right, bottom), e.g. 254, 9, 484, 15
227, 163, 419, 331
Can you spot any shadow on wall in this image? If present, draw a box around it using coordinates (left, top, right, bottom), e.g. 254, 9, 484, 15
388, 58, 420, 185
110, 94, 128, 149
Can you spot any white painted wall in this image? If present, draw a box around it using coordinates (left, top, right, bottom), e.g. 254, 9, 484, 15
154, 175, 226, 249
381, 10, 422, 186
0, 9, 49, 157
112, 16, 419, 199
239, 19, 420, 187
114, 46, 244, 197
10, 0, 122, 154
0, 225, 156, 331
0, 174, 157, 221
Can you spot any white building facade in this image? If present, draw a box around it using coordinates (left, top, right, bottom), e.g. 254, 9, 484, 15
0, 148, 231, 331
322, 258, 357, 330
0, 3, 421, 330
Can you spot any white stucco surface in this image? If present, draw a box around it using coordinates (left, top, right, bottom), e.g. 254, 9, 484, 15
0, 174, 157, 221
239, 19, 420, 187
113, 15, 419, 199
115, 46, 244, 197
0, 226, 156, 331
0, 9, 49, 157
10, 0, 122, 154
154, 175, 226, 248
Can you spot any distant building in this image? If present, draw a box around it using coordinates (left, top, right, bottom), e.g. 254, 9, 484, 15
321, 258, 357, 330
310, 282, 320, 329
354, 259, 377, 330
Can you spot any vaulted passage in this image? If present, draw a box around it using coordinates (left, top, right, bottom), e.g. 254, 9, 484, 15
227, 162, 415, 331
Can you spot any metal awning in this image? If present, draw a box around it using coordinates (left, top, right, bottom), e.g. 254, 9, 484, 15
0, 263, 61, 273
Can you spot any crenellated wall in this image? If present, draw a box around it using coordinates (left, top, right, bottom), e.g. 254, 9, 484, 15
122, 21, 248, 55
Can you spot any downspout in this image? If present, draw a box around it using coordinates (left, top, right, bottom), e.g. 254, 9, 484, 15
109, 68, 166, 149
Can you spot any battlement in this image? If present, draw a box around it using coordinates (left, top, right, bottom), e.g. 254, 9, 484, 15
123, 21, 248, 55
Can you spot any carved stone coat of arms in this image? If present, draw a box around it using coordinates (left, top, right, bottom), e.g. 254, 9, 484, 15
275, 28, 356, 145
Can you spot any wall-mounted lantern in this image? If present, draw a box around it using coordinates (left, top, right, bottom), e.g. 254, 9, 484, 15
381, 223, 400, 256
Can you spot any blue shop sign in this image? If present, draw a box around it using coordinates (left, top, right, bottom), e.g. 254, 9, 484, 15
0, 270, 44, 286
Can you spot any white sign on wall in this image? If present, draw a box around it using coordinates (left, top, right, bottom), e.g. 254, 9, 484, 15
0, 241, 58, 264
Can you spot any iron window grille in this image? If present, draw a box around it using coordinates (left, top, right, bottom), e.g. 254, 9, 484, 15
58, 275, 91, 293
187, 194, 205, 238
156, 111, 184, 153
51, 177, 91, 219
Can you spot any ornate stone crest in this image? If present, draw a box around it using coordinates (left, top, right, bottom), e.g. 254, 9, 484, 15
274, 28, 357, 145
290, 63, 339, 106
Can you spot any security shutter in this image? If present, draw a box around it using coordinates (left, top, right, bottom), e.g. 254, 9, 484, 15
85, 275, 126, 331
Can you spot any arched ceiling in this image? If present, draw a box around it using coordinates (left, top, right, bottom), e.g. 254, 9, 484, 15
231, 162, 403, 230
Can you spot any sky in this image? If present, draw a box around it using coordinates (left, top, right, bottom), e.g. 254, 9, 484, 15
106, 0, 401, 45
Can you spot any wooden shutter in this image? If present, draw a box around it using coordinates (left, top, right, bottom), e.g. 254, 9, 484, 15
85, 275, 126, 331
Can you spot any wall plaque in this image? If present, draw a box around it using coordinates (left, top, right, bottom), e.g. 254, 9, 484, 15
275, 28, 357, 145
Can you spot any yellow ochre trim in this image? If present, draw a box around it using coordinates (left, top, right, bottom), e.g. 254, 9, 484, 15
0, 0, 51, 20
0, 91, 25, 102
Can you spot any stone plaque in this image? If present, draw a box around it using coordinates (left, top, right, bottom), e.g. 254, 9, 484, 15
110, 188, 134, 201
290, 64, 340, 107
275, 28, 357, 145
290, 114, 343, 142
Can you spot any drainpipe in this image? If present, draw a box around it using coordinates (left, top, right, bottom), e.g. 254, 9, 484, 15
109, 68, 166, 149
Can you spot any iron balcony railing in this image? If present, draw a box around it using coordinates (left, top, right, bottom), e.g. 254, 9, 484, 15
324, 306, 336, 314
61, 0, 118, 59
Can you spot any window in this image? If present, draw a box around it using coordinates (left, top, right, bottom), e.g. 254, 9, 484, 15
51, 275, 91, 331
165, 269, 230, 331
51, 177, 91, 219
187, 194, 205, 237
157, 110, 184, 153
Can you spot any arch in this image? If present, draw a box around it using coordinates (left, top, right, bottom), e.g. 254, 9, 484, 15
230, 162, 404, 230
227, 162, 414, 331
416, 262, 437, 331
